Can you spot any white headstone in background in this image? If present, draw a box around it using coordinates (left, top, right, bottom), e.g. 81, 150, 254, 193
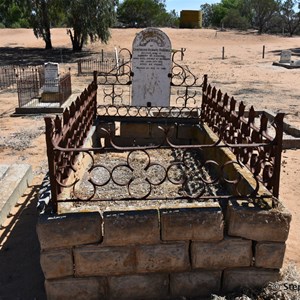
279, 50, 292, 64
44, 62, 59, 92
132, 28, 172, 107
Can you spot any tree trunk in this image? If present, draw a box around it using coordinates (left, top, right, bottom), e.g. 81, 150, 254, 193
41, 0, 52, 50
71, 30, 83, 51
44, 28, 52, 50
72, 37, 83, 51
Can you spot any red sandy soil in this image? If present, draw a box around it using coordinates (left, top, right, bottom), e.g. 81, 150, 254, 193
0, 28, 299, 298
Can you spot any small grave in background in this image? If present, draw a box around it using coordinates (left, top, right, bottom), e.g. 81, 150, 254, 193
273, 49, 300, 69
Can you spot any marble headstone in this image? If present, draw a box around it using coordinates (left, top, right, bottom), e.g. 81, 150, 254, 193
44, 62, 59, 93
279, 50, 292, 64
132, 28, 172, 107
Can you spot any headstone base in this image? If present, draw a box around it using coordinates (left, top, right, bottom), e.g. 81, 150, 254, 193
41, 92, 60, 103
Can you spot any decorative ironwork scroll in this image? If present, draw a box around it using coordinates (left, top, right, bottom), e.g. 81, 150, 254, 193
94, 48, 132, 105
94, 48, 206, 107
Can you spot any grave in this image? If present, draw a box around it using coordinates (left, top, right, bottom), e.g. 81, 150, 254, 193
273, 49, 300, 69
279, 50, 292, 63
131, 28, 172, 107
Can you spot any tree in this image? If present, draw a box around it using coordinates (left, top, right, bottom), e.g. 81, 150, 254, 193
222, 8, 249, 29
63, 0, 116, 51
250, 0, 280, 33
117, 0, 167, 27
280, 0, 300, 36
30, 0, 55, 49
200, 3, 214, 27
0, 0, 30, 28
211, 3, 228, 26
156, 9, 179, 27
201, 0, 245, 28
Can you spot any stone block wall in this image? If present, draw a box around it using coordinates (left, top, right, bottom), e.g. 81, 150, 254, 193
37, 201, 291, 300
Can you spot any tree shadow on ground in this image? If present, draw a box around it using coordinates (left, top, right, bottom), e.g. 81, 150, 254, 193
0, 47, 99, 67
0, 185, 46, 300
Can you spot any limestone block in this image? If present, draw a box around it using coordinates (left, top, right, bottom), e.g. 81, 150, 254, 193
223, 268, 280, 293
37, 212, 102, 250
136, 242, 190, 273
40, 248, 73, 279
109, 273, 169, 300
160, 202, 224, 241
191, 237, 252, 269
255, 242, 286, 269
103, 209, 160, 246
227, 200, 291, 242
74, 245, 135, 276
45, 277, 107, 300
170, 270, 222, 298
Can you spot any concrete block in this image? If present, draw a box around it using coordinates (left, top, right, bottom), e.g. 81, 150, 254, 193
0, 164, 33, 226
109, 273, 169, 300
227, 200, 291, 242
255, 242, 286, 269
191, 237, 252, 269
74, 245, 135, 276
103, 209, 160, 245
40, 248, 73, 279
136, 242, 190, 273
223, 268, 280, 293
37, 212, 102, 250
170, 270, 222, 298
0, 165, 9, 180
45, 277, 107, 300
160, 202, 224, 241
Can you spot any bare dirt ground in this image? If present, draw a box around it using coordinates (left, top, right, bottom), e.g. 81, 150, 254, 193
0, 28, 300, 299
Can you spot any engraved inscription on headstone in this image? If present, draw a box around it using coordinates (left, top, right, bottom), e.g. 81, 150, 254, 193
279, 50, 292, 64
132, 28, 172, 107
44, 62, 59, 93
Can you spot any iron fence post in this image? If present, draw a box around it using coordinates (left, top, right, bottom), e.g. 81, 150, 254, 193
272, 113, 284, 199
45, 117, 58, 213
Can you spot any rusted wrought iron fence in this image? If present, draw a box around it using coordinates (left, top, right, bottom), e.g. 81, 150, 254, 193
201, 81, 284, 198
94, 48, 204, 106
45, 81, 97, 211
44, 76, 283, 212
170, 49, 204, 107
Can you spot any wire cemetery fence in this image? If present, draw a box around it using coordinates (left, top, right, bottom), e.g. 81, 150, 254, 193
44, 75, 284, 213
16, 66, 44, 107
42, 72, 72, 105
77, 58, 126, 76
0, 66, 16, 90
16, 68, 72, 108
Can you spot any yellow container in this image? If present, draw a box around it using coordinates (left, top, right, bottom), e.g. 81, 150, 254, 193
180, 10, 202, 28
